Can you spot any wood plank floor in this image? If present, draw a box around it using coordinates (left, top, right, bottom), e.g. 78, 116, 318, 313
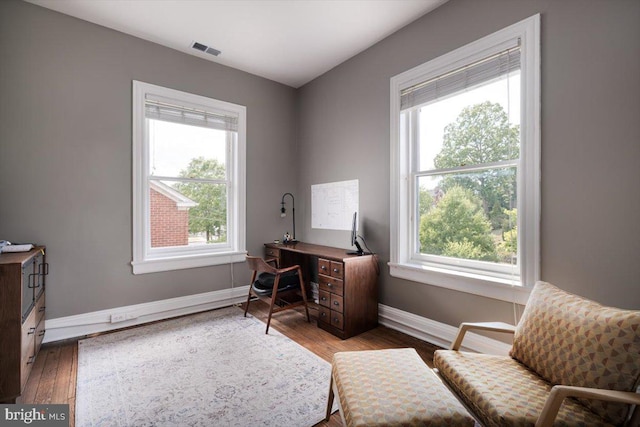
20, 300, 441, 427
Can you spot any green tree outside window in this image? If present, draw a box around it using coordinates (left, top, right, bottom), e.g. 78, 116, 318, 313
176, 157, 227, 243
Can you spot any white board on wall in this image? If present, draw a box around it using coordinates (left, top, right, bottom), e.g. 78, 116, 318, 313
311, 179, 358, 230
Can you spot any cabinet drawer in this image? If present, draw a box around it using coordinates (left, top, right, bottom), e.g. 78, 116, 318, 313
318, 290, 331, 308
330, 294, 344, 313
317, 306, 344, 330
20, 339, 36, 390
21, 308, 37, 360
318, 275, 343, 296
264, 247, 280, 259
329, 311, 344, 330
318, 306, 330, 324
20, 309, 38, 389
318, 259, 331, 275
35, 316, 46, 356
329, 261, 343, 278
35, 293, 46, 326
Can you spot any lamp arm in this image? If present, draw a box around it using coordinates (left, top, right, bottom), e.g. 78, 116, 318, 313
280, 192, 296, 240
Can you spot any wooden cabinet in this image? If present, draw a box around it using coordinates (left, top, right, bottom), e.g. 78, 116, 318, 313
264, 242, 378, 339
0, 247, 47, 403
316, 255, 377, 339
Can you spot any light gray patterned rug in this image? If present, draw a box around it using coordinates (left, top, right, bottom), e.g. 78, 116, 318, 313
76, 306, 336, 426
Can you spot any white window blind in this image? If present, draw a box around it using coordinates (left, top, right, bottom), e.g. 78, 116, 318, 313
145, 96, 238, 132
400, 43, 521, 111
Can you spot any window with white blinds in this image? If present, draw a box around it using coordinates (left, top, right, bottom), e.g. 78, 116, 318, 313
144, 97, 238, 132
400, 45, 520, 111
132, 81, 247, 274
389, 15, 540, 304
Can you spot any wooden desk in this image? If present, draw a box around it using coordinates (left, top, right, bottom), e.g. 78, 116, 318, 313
264, 242, 378, 339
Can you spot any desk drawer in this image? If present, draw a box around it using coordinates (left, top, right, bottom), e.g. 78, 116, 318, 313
330, 294, 343, 313
318, 275, 343, 296
319, 290, 331, 308
318, 259, 343, 279
318, 306, 344, 330
329, 261, 343, 278
264, 247, 280, 259
318, 259, 331, 275
318, 306, 330, 324
329, 311, 344, 329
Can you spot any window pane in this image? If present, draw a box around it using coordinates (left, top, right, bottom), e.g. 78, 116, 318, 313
148, 119, 227, 179
417, 167, 517, 265
149, 179, 227, 248
418, 72, 520, 171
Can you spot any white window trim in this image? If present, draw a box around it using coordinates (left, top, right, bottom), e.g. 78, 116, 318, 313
389, 15, 540, 305
132, 81, 247, 274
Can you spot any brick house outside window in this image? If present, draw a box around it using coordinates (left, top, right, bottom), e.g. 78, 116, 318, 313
149, 181, 197, 248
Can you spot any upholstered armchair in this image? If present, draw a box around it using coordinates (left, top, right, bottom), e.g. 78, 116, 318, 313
434, 281, 640, 427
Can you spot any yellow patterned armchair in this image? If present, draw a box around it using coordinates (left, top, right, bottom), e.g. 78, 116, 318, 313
434, 281, 640, 427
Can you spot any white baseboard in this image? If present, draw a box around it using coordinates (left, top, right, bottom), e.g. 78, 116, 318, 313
44, 288, 511, 356
378, 303, 512, 356
43, 285, 249, 344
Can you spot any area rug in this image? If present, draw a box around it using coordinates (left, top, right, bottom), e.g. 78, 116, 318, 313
76, 306, 336, 426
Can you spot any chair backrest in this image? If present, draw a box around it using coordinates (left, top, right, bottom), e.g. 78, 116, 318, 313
509, 281, 640, 425
245, 255, 278, 275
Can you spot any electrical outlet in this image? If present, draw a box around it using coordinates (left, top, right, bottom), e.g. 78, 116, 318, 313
110, 313, 126, 323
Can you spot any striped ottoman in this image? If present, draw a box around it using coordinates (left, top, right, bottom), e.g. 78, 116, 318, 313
326, 348, 475, 427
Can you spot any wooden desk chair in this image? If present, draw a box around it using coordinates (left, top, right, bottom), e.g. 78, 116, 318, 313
244, 255, 310, 333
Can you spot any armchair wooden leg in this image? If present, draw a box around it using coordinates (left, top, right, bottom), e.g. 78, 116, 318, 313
265, 275, 281, 334
297, 267, 310, 323
325, 373, 335, 421
244, 271, 257, 317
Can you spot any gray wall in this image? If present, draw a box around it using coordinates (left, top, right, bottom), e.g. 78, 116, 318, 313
0, 0, 297, 319
296, 0, 640, 326
1, 0, 638, 327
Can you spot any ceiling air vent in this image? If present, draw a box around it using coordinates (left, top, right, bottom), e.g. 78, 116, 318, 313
191, 41, 221, 57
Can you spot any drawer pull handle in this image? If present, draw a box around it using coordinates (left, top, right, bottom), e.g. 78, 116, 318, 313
321, 312, 327, 317
333, 301, 339, 306
333, 318, 339, 323
27, 327, 36, 335
333, 268, 339, 272
39, 330, 46, 337
39, 306, 46, 313
321, 266, 327, 270
327, 283, 332, 287
27, 355, 36, 365
28, 273, 36, 289
321, 297, 327, 301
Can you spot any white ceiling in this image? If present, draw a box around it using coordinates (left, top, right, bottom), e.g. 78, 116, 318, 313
24, 0, 447, 88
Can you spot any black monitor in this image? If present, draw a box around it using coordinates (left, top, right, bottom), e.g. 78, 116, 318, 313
347, 211, 365, 255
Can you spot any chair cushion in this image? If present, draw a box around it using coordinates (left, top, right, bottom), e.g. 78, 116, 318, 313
509, 281, 640, 425
255, 270, 299, 288
434, 350, 613, 427
251, 271, 300, 295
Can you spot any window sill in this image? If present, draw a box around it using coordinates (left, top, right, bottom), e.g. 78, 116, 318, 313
388, 261, 531, 304
132, 251, 247, 274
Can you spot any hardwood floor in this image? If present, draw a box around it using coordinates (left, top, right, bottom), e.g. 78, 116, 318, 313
20, 301, 441, 427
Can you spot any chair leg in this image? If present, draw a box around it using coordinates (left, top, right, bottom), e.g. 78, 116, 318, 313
297, 267, 311, 323
325, 373, 335, 421
265, 274, 281, 334
244, 270, 257, 317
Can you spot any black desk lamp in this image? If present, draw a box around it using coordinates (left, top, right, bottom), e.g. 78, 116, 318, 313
280, 192, 297, 243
